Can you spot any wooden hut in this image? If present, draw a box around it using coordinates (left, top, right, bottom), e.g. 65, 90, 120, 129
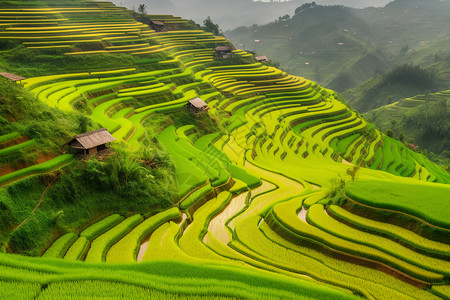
215, 46, 233, 59
255, 55, 269, 62
0, 72, 26, 84
149, 20, 166, 32
67, 128, 115, 157
186, 97, 210, 115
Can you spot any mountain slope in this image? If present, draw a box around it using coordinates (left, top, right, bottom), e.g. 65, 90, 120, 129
226, 0, 450, 92
112, 0, 392, 31
363, 90, 450, 157
227, 5, 390, 91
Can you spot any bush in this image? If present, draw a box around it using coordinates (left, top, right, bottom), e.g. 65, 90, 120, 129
326, 176, 346, 206
382, 64, 436, 89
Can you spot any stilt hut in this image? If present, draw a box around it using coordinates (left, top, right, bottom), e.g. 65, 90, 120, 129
215, 46, 233, 59
67, 128, 115, 157
149, 20, 166, 32
186, 97, 210, 116
0, 72, 26, 84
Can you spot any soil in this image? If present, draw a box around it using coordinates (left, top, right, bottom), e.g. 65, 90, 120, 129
35, 153, 57, 164
0, 164, 17, 176
137, 238, 149, 262
341, 159, 354, 166
0, 152, 56, 176
0, 136, 30, 150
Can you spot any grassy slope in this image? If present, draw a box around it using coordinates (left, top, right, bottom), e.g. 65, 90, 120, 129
0, 3, 179, 255
346, 179, 450, 229
0, 253, 357, 299
363, 90, 450, 158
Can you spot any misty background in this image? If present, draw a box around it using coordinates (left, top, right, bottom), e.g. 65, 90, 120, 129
110, 0, 392, 30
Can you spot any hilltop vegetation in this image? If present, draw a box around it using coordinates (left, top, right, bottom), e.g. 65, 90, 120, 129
343, 64, 440, 112
0, 1, 449, 299
226, 0, 450, 92
363, 90, 450, 165
345, 58, 450, 159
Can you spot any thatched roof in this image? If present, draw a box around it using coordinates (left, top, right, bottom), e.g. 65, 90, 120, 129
68, 128, 115, 149
150, 20, 165, 26
255, 55, 269, 62
215, 46, 233, 52
188, 97, 208, 109
0, 72, 26, 82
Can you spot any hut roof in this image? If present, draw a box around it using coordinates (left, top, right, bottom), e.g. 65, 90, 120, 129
69, 128, 115, 149
255, 55, 268, 62
0, 72, 26, 82
215, 46, 233, 52
188, 97, 208, 109
150, 20, 165, 26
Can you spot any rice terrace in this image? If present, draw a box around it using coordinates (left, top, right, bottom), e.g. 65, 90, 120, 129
0, 0, 449, 299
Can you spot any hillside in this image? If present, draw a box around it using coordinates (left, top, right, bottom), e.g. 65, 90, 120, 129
112, 0, 392, 31
363, 90, 450, 159
342, 62, 449, 112
343, 60, 450, 158
226, 0, 450, 92
0, 1, 449, 299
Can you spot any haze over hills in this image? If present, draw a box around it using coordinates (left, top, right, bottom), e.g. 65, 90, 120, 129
111, 0, 391, 30
227, 0, 450, 91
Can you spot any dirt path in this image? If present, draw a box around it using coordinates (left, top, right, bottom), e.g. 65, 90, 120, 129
14, 176, 58, 231
341, 159, 354, 166
137, 238, 149, 262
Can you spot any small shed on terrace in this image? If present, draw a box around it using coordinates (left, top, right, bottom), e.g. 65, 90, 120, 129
150, 20, 167, 32
66, 128, 115, 157
215, 46, 233, 59
186, 97, 210, 115
0, 72, 26, 83
255, 55, 269, 62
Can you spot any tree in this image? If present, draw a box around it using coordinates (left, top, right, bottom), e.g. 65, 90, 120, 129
203, 17, 220, 36
386, 128, 394, 138
77, 115, 91, 133
346, 165, 360, 182
400, 44, 409, 54
138, 4, 147, 15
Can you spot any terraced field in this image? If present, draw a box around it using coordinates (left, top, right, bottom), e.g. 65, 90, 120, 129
0, 1, 449, 299
0, 130, 73, 187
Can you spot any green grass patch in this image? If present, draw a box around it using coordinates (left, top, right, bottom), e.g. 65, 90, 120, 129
84, 214, 143, 263
106, 207, 181, 262
346, 179, 450, 229
42, 232, 77, 258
